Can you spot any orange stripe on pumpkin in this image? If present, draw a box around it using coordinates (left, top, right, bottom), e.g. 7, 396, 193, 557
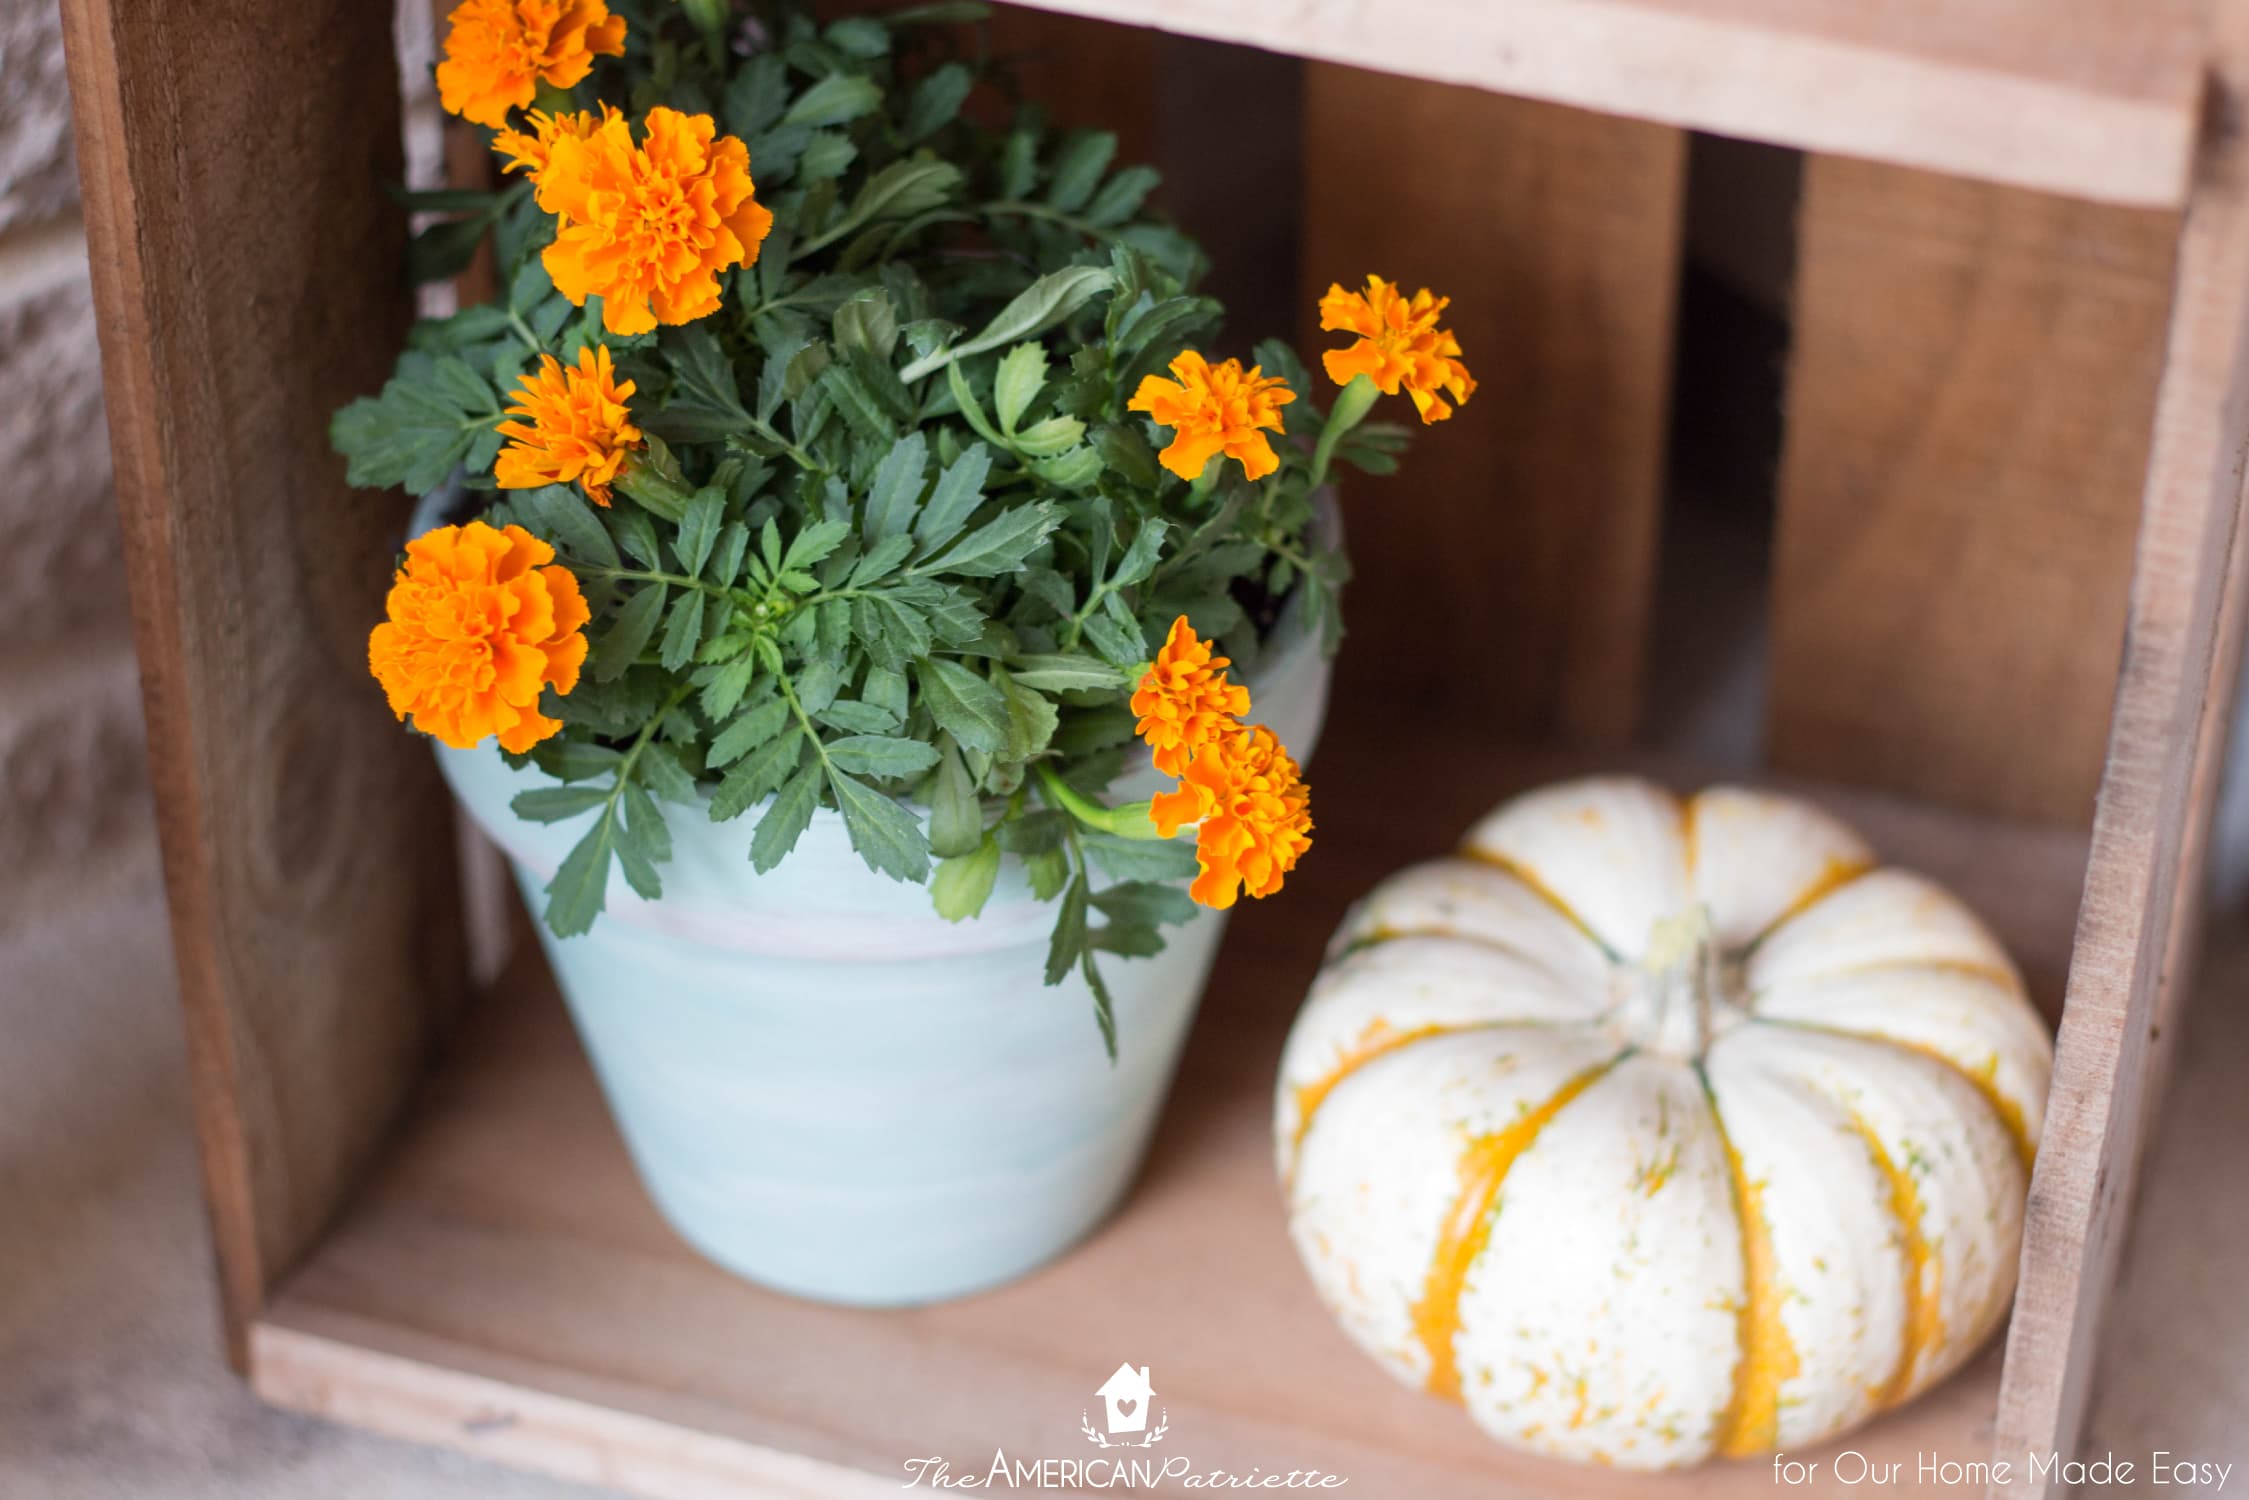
1847, 1109, 1946, 1411
1711, 1105, 1803, 1457
1407, 1059, 1617, 1402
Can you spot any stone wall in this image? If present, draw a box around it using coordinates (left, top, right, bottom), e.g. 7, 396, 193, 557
0, 0, 154, 933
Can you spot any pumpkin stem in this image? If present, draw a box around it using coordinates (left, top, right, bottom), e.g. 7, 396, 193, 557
1641, 904, 1720, 1058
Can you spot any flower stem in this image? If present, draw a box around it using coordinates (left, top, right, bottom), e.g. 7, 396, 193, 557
1034, 762, 1162, 839
1308, 373, 1379, 489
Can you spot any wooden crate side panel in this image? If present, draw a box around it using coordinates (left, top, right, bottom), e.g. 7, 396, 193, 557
1992, 16, 2249, 1484
56, 0, 471, 1361
1301, 68, 1684, 745
1768, 160, 2178, 827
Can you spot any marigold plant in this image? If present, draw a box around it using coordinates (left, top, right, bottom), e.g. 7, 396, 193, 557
496, 343, 643, 505
337, 0, 1464, 1051
1126, 352, 1294, 482
537, 106, 775, 335
1150, 723, 1313, 909
1131, 616, 1249, 778
369, 521, 591, 753
435, 0, 625, 129
1320, 274, 1477, 425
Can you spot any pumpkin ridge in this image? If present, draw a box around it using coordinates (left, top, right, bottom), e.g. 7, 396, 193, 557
1746, 1015, 2037, 1171
1455, 846, 1624, 961
1736, 856, 1879, 957
1844, 1108, 1946, 1411
1406, 1054, 1622, 1403
1287, 1012, 1590, 1177
1705, 1081, 1804, 1457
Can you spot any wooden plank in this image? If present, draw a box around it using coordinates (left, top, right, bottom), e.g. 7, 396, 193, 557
1992, 1, 2249, 1483
1767, 160, 2178, 827
1001, 0, 2209, 209
1300, 68, 1682, 745
55, 0, 471, 1364
251, 715, 2089, 1499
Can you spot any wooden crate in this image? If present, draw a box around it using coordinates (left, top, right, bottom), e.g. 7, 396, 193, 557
55, 0, 2248, 1496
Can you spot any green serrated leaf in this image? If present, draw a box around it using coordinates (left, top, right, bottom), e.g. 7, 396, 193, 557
828, 768, 930, 882
1092, 879, 1197, 927
930, 836, 1001, 921
534, 740, 624, 782
1081, 831, 1199, 882
590, 583, 665, 681
725, 54, 791, 138
927, 741, 983, 858
1080, 947, 1118, 1059
995, 666, 1057, 759
713, 729, 805, 819
993, 342, 1048, 434
510, 783, 610, 823
1025, 844, 1071, 900
1109, 516, 1167, 590
1045, 131, 1117, 214
902, 61, 973, 142
1083, 164, 1161, 228
543, 812, 615, 937
677, 486, 725, 578
518, 484, 622, 568
782, 73, 885, 129
914, 442, 991, 551
1005, 653, 1129, 692
709, 696, 791, 768
635, 742, 699, 805
699, 654, 757, 720
918, 501, 1058, 577
1045, 873, 1090, 985
614, 782, 667, 899
863, 431, 928, 542
902, 266, 1113, 381
751, 762, 824, 871
917, 657, 1010, 754
824, 734, 940, 779
658, 591, 708, 673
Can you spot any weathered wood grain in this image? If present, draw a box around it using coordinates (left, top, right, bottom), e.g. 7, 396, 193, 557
997, 0, 2209, 207
1767, 159, 2178, 826
1301, 67, 1683, 745
253, 724, 2088, 1499
56, 0, 471, 1364
1992, 3, 2249, 1483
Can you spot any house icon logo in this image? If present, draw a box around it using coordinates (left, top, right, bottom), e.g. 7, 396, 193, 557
1081, 1362, 1167, 1448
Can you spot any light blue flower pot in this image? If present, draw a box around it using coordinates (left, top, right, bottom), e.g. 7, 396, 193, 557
438, 598, 1330, 1308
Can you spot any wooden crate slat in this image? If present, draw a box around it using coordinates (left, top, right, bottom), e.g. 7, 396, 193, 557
1301, 68, 1682, 745
54, 0, 472, 1363
1766, 160, 2178, 827
1992, 2, 2249, 1481
251, 726, 2092, 1499
999, 0, 2209, 208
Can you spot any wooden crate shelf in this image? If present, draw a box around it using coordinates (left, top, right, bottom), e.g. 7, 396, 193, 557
1002, 0, 2213, 207
247, 727, 2090, 1499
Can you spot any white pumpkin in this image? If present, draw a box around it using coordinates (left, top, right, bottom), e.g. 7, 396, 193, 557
1274, 776, 2051, 1469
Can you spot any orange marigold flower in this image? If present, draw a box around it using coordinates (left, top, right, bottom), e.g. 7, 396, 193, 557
537, 106, 775, 337
435, 0, 626, 130
1126, 351, 1295, 483
369, 521, 590, 754
1150, 724, 1313, 910
493, 105, 613, 183
495, 343, 642, 506
1132, 616, 1249, 777
1319, 274, 1477, 425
